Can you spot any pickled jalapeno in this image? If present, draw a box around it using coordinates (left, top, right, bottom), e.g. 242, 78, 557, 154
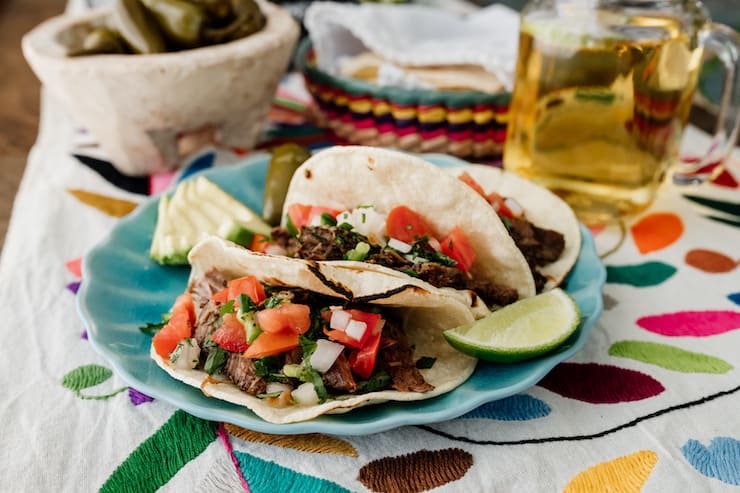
262, 144, 312, 226
68, 0, 265, 56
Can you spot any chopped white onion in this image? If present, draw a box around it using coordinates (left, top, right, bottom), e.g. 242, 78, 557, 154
388, 238, 412, 253
266, 382, 292, 394
170, 338, 200, 370
309, 339, 345, 373
504, 198, 524, 217
345, 319, 368, 341
427, 237, 442, 252
292, 382, 319, 406
336, 207, 387, 246
330, 309, 352, 330
309, 213, 325, 227
264, 244, 287, 256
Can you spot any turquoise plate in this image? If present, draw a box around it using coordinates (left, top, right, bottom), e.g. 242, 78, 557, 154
78, 152, 605, 435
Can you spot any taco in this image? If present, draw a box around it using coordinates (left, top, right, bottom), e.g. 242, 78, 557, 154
265, 146, 536, 313
450, 164, 581, 290
150, 236, 477, 424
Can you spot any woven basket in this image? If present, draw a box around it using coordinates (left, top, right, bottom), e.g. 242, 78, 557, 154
294, 38, 511, 159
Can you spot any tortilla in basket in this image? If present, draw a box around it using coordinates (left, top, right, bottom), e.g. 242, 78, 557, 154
447, 164, 581, 288
151, 236, 477, 424
279, 146, 536, 311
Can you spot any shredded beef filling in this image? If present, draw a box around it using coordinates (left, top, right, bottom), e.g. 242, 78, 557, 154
190, 271, 227, 347
322, 353, 358, 393
272, 225, 518, 307
224, 356, 267, 395
376, 319, 434, 393
506, 217, 565, 292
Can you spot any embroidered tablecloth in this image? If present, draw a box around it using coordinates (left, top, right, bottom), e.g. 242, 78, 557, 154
1, 62, 739, 492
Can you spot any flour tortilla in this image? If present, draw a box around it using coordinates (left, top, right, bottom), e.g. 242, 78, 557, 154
447, 164, 581, 288
151, 236, 477, 424
281, 146, 536, 306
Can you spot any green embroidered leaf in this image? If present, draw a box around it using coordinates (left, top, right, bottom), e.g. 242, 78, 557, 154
606, 262, 677, 287
609, 340, 733, 374
100, 410, 218, 493
62, 364, 113, 392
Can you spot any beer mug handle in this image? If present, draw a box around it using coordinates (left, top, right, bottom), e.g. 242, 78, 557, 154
673, 24, 740, 185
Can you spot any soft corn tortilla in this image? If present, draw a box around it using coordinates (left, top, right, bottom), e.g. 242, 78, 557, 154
446, 164, 581, 288
281, 146, 536, 306
151, 236, 477, 424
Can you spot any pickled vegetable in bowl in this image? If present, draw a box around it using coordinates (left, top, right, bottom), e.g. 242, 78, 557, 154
23, 0, 300, 175
69, 0, 266, 56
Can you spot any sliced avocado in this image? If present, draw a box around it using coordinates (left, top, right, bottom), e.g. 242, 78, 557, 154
150, 176, 271, 265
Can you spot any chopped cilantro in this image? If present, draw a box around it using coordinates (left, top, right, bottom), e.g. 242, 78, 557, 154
286, 213, 299, 237
501, 216, 512, 230
262, 296, 284, 309
309, 231, 329, 244
415, 356, 436, 369
254, 356, 281, 377
170, 343, 182, 363
139, 321, 166, 335
320, 212, 337, 226
299, 335, 317, 359
238, 293, 257, 313
338, 222, 353, 230
357, 371, 391, 393
302, 367, 328, 403
219, 300, 236, 316
401, 268, 420, 278
204, 346, 228, 375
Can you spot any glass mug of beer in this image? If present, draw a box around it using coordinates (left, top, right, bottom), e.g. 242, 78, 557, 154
503, 0, 740, 223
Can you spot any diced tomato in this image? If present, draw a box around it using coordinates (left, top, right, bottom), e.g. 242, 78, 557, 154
212, 276, 266, 305
255, 303, 311, 334
287, 204, 341, 228
440, 227, 476, 272
227, 276, 266, 305
243, 331, 299, 358
349, 327, 382, 380
458, 172, 486, 198
486, 191, 515, 219
324, 327, 363, 348
287, 204, 313, 228
249, 234, 271, 253
385, 205, 434, 243
211, 313, 248, 352
152, 294, 196, 359
212, 287, 229, 303
152, 310, 192, 359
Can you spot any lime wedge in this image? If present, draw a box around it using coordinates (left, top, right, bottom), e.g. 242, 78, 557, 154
443, 289, 580, 363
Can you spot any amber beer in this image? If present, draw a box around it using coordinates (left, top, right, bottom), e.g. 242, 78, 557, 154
504, 16, 703, 223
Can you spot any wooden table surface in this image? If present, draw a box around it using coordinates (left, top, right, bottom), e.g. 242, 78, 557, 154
0, 0, 66, 249
0, 0, 729, 250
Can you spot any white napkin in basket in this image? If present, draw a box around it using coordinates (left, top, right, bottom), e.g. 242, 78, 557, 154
304, 2, 521, 90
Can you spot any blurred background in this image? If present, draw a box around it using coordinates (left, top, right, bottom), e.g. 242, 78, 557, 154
1, 0, 737, 247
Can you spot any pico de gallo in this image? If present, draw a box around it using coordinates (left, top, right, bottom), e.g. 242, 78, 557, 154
261, 203, 519, 307
457, 172, 566, 292
148, 270, 435, 408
